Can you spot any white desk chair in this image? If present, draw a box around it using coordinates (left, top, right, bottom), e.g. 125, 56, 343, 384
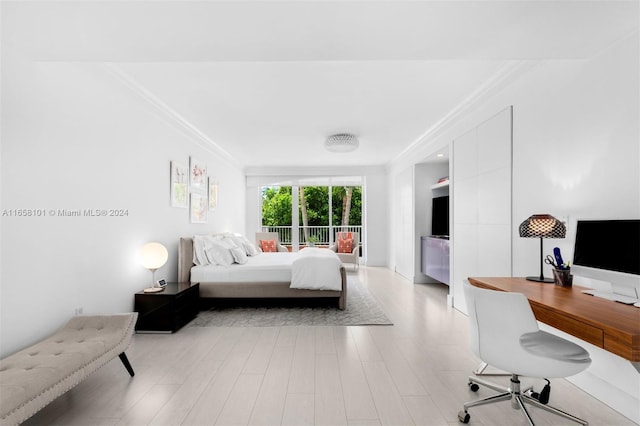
459, 280, 591, 425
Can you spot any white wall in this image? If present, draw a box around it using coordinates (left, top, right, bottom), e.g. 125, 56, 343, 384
510, 37, 640, 282
362, 171, 388, 266
390, 166, 414, 279
1, 59, 246, 357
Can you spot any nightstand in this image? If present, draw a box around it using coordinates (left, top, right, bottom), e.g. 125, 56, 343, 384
134, 282, 199, 333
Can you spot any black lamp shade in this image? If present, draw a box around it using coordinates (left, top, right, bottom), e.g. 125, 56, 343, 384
519, 214, 566, 239
519, 214, 566, 283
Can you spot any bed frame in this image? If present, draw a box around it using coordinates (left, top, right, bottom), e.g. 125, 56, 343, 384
178, 237, 347, 310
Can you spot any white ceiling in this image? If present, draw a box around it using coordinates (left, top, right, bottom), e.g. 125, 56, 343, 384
4, 0, 639, 169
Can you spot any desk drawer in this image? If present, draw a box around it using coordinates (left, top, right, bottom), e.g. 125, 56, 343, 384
604, 333, 640, 362
532, 304, 603, 348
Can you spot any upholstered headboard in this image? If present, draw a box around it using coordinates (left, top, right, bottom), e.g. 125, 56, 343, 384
178, 237, 194, 283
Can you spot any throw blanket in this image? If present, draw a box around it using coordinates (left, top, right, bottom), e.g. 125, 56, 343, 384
291, 248, 342, 291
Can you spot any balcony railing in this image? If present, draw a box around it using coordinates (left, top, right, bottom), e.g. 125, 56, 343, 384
260, 225, 362, 246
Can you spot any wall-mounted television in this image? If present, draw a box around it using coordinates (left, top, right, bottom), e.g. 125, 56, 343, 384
572, 219, 640, 295
431, 196, 449, 238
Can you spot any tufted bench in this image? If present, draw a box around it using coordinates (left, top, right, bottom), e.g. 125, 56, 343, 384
0, 313, 137, 425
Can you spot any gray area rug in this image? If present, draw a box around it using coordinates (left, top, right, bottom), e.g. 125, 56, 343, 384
189, 276, 393, 327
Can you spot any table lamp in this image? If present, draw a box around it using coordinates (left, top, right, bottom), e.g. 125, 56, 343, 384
140, 242, 168, 291
519, 214, 566, 283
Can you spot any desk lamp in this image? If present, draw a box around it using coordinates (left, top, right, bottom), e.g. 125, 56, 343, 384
140, 242, 168, 291
519, 214, 566, 283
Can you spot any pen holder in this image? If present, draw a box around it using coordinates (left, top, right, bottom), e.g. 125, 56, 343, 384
552, 268, 573, 287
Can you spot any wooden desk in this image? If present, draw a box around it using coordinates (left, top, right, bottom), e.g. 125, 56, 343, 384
468, 277, 640, 362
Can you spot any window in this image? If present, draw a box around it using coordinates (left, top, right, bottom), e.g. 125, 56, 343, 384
261, 186, 293, 245
261, 185, 362, 252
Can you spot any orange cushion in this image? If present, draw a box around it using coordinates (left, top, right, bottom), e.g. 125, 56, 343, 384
337, 238, 353, 253
260, 239, 277, 252
337, 232, 352, 240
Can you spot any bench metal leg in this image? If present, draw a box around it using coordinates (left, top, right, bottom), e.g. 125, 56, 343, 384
119, 352, 135, 377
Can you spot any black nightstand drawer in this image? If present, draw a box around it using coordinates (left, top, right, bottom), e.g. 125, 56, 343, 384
134, 283, 199, 333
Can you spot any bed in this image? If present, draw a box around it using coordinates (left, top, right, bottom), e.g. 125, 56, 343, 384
178, 237, 347, 309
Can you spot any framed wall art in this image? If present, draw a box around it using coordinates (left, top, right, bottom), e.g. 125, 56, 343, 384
208, 178, 218, 210
189, 157, 207, 191
190, 193, 208, 223
170, 161, 188, 208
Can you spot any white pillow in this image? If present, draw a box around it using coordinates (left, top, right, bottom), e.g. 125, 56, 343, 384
216, 235, 238, 250
230, 246, 248, 264
193, 235, 219, 266
225, 234, 259, 256
239, 235, 259, 256
193, 236, 204, 266
205, 243, 234, 266
222, 234, 243, 249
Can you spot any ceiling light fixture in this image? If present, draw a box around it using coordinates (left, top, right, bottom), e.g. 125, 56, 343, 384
324, 133, 359, 153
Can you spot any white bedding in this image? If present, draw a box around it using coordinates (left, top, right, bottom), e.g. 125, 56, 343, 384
290, 248, 342, 291
190, 252, 298, 283
190, 249, 342, 291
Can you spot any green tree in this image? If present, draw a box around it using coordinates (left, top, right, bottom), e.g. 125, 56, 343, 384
299, 186, 329, 226
332, 186, 361, 226
262, 185, 361, 227
261, 187, 292, 226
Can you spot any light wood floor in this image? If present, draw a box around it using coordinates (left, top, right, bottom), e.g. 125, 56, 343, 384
24, 266, 635, 425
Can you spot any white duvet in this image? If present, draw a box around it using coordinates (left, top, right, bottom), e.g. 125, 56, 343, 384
290, 248, 342, 291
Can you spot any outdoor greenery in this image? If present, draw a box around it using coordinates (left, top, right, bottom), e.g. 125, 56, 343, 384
261, 186, 362, 227
261, 187, 293, 226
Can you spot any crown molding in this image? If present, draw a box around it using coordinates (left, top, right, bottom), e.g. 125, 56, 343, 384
102, 63, 242, 170
389, 60, 538, 173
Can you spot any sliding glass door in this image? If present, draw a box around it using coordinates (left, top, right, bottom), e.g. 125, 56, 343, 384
261, 186, 293, 246
261, 185, 362, 252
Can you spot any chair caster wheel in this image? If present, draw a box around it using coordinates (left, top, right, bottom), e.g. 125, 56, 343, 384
468, 382, 479, 392
458, 411, 470, 423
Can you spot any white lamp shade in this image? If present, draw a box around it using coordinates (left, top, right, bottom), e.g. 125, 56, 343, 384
140, 242, 168, 270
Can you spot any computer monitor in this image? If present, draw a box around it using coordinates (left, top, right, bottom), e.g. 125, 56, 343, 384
572, 219, 640, 297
